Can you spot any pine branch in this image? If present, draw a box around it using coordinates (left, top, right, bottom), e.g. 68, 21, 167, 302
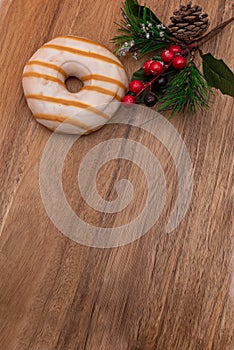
158, 63, 210, 117
111, 0, 173, 58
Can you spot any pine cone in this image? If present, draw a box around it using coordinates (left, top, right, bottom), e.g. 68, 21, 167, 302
168, 2, 209, 43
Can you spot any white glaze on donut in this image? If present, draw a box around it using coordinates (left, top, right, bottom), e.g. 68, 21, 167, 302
22, 36, 128, 134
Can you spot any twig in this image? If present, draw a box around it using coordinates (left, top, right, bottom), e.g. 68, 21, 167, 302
135, 61, 174, 97
193, 16, 234, 48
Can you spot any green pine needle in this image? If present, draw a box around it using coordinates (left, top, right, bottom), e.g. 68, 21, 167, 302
112, 0, 173, 58
158, 63, 211, 117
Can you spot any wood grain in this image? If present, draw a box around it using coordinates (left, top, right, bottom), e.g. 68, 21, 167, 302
0, 0, 234, 349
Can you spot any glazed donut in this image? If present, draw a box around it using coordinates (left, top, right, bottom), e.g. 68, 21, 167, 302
22, 36, 128, 134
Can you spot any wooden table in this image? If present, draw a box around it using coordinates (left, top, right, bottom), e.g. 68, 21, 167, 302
0, 0, 233, 349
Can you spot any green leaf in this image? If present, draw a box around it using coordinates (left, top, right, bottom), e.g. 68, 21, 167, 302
126, 0, 161, 25
126, 0, 172, 35
136, 89, 148, 103
202, 53, 234, 97
151, 55, 162, 61
112, 0, 173, 58
131, 68, 148, 82
125, 0, 138, 10
138, 5, 162, 25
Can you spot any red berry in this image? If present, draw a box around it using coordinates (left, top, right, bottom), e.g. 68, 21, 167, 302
169, 45, 182, 54
172, 56, 187, 69
122, 95, 136, 105
161, 50, 174, 63
143, 60, 153, 76
129, 80, 144, 94
149, 61, 164, 75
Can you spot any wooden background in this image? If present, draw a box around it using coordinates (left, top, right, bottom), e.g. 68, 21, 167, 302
0, 0, 233, 349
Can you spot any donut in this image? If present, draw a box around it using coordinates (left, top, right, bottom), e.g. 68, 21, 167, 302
22, 36, 128, 134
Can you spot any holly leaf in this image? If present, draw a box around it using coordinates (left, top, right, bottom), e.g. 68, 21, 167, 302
126, 0, 161, 25
126, 0, 171, 36
152, 55, 162, 61
131, 68, 148, 82
202, 53, 234, 97
136, 89, 148, 103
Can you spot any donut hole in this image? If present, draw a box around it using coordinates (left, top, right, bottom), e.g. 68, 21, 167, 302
65, 76, 84, 93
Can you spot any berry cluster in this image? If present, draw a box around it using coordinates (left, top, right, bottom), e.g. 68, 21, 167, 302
122, 45, 187, 107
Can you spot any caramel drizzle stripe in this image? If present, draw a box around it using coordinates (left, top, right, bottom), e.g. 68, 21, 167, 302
26, 94, 109, 120
82, 74, 127, 91
42, 44, 124, 69
35, 114, 91, 130
23, 74, 121, 100
26, 60, 67, 77
22, 72, 65, 86
57, 36, 108, 50
82, 85, 122, 101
